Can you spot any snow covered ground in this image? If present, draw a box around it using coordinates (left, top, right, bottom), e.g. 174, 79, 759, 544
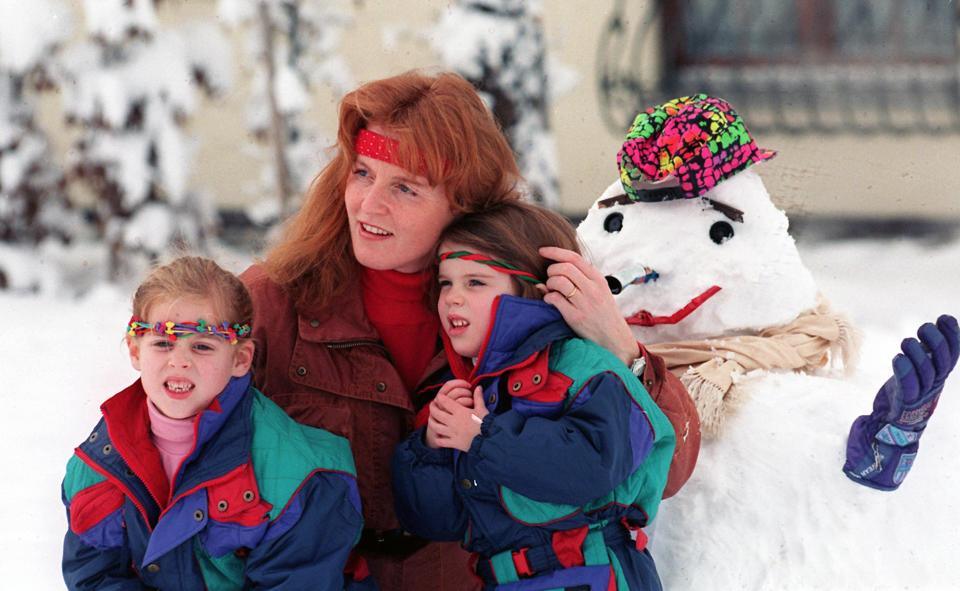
1, 235, 957, 588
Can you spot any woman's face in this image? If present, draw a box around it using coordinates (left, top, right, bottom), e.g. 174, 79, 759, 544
344, 127, 455, 273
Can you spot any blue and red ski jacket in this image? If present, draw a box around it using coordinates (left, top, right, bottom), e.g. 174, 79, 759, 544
62, 373, 364, 590
392, 296, 675, 591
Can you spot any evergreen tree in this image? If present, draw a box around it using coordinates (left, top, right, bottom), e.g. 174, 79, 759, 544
60, 0, 233, 279
218, 0, 354, 226
432, 0, 574, 209
0, 0, 74, 285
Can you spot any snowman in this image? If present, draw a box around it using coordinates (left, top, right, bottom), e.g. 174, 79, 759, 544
577, 95, 959, 589
579, 94, 862, 436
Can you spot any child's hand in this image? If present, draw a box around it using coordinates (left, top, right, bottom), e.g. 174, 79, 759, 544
426, 380, 477, 448
429, 386, 489, 452
438, 379, 476, 408
424, 418, 443, 449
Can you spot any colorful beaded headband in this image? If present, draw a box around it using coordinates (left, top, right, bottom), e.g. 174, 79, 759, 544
438, 251, 541, 284
127, 317, 252, 345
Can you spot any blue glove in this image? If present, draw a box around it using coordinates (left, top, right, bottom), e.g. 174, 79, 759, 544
843, 314, 959, 490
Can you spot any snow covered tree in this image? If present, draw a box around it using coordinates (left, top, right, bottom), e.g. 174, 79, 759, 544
0, 0, 74, 256
218, 0, 354, 226
431, 0, 575, 210
59, 0, 233, 279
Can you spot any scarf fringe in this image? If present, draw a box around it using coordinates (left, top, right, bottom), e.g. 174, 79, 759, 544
680, 370, 726, 438
680, 364, 751, 439
831, 311, 862, 376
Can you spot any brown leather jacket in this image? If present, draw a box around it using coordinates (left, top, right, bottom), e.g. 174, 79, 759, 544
241, 265, 700, 589
241, 265, 472, 590
637, 344, 701, 498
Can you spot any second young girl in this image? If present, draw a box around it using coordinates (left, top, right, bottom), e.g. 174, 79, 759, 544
392, 202, 675, 590
62, 256, 366, 590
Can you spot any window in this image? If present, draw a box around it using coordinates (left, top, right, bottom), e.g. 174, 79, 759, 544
598, 0, 960, 134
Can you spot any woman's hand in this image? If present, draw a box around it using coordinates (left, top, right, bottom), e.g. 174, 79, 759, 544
539, 246, 639, 365
428, 387, 488, 452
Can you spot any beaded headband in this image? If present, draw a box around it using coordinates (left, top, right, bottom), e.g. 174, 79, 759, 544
438, 250, 541, 284
127, 316, 252, 345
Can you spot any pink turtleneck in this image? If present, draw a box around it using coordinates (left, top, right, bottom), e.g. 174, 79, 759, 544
361, 267, 439, 392
147, 399, 197, 483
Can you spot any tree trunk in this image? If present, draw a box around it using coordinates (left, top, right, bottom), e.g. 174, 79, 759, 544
259, 1, 294, 216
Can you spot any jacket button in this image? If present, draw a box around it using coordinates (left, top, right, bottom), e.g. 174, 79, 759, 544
146, 563, 160, 573
532, 374, 542, 385
243, 490, 255, 502
511, 382, 521, 392
194, 510, 205, 522
645, 379, 654, 388
217, 500, 228, 512
102, 444, 112, 455
309, 319, 320, 328
375, 382, 387, 392
296, 366, 307, 377
460, 478, 473, 490
487, 393, 497, 405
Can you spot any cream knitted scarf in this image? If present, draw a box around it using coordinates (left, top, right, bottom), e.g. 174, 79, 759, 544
646, 296, 860, 439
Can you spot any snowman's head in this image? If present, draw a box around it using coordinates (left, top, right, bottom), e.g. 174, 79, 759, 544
577, 95, 818, 343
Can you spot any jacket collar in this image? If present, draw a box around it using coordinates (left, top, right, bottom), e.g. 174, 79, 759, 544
296, 271, 447, 398
98, 374, 253, 508
443, 295, 573, 382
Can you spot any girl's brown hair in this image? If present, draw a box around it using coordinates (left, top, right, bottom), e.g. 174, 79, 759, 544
262, 69, 522, 308
437, 200, 581, 299
132, 256, 253, 329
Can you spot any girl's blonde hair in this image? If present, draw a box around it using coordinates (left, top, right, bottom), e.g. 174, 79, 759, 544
437, 201, 581, 300
262, 69, 522, 308
132, 256, 253, 328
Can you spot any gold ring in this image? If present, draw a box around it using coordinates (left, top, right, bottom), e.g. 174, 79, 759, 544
564, 286, 579, 298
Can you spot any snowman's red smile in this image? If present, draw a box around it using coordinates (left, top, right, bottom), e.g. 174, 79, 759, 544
625, 285, 722, 326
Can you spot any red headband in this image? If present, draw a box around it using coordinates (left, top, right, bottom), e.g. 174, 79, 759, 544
355, 128, 440, 178
355, 128, 403, 167
438, 250, 541, 285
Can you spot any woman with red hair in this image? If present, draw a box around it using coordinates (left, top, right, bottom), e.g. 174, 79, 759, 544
242, 69, 698, 590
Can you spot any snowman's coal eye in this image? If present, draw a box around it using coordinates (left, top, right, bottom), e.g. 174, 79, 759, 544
603, 213, 624, 233
710, 221, 735, 244
605, 275, 622, 295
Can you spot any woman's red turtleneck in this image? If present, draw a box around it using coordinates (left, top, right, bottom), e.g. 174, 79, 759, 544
361, 267, 439, 392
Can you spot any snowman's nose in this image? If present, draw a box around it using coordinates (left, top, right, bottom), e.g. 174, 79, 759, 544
606, 267, 659, 295
606, 275, 624, 294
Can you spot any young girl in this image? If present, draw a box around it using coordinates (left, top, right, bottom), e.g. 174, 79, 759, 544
62, 256, 367, 590
392, 202, 676, 590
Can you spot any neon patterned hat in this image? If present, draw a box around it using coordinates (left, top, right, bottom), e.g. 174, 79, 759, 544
617, 94, 776, 201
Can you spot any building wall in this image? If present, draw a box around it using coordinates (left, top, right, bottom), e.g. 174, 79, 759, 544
34, 0, 960, 220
